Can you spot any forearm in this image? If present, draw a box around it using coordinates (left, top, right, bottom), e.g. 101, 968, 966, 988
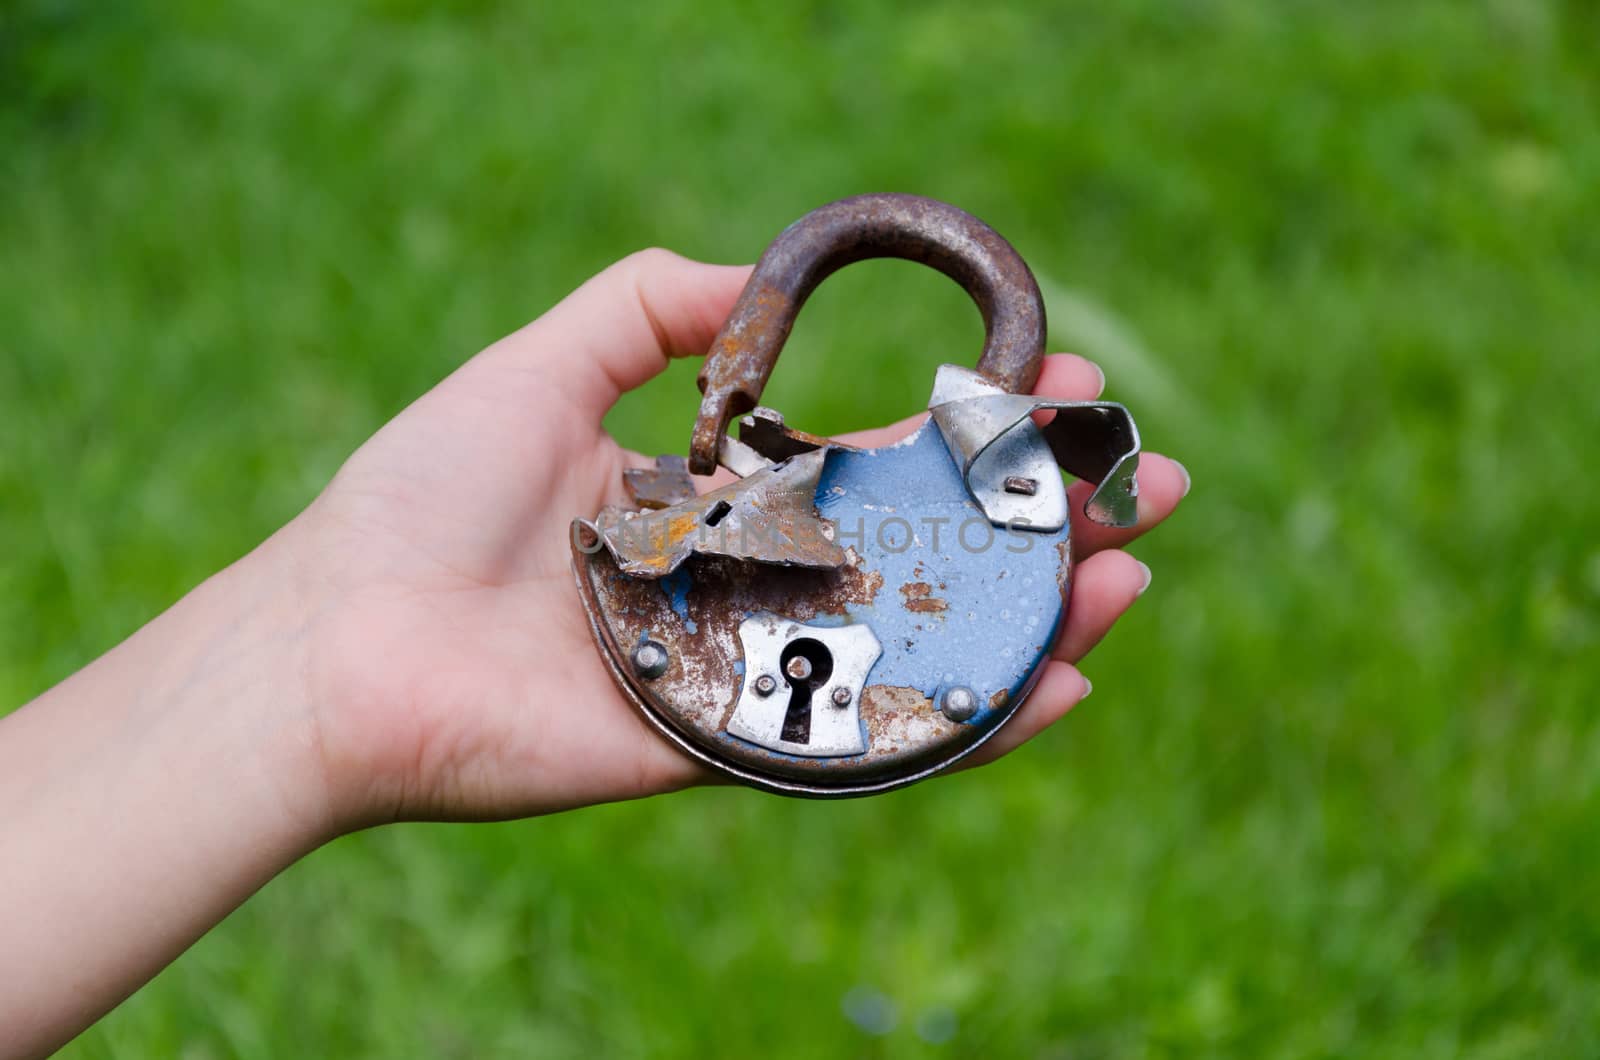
0, 539, 330, 1058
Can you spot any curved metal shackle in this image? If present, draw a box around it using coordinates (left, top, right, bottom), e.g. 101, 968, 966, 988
688, 193, 1048, 475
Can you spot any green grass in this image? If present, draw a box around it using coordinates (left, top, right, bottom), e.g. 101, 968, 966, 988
5, 0, 1599, 1055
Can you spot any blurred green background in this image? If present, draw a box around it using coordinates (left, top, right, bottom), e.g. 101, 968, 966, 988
4, 0, 1598, 1055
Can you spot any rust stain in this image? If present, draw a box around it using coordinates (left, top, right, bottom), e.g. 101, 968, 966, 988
623, 455, 696, 510
899, 581, 948, 613
860, 684, 932, 745
988, 689, 1010, 711
1055, 540, 1073, 602
578, 537, 986, 784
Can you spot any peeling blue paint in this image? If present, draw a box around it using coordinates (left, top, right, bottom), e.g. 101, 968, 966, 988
660, 566, 698, 634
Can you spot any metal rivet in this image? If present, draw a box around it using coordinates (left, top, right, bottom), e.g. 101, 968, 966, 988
631, 640, 669, 679
753, 674, 777, 697
785, 656, 813, 683
1003, 476, 1038, 496
938, 685, 979, 722
830, 686, 853, 708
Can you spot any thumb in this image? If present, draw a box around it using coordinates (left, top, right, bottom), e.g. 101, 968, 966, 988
487, 248, 752, 413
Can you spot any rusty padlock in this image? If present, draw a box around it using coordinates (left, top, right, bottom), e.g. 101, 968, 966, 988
572, 193, 1140, 797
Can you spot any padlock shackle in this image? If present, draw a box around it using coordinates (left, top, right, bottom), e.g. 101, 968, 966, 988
689, 193, 1047, 475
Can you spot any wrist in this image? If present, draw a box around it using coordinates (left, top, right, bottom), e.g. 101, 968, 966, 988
156, 531, 340, 849
259, 511, 430, 833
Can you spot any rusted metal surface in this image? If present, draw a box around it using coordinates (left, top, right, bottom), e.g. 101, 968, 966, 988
1003, 476, 1038, 496
899, 581, 949, 613
622, 455, 696, 510
689, 193, 1047, 474
586, 449, 845, 578
571, 415, 1075, 795
860, 685, 962, 765
572, 545, 988, 792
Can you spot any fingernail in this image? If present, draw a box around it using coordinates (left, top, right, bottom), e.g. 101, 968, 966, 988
1089, 360, 1106, 397
1171, 459, 1192, 498
1136, 561, 1153, 596
1080, 676, 1093, 700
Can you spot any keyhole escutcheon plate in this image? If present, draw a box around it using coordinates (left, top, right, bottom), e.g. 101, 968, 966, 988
726, 616, 881, 757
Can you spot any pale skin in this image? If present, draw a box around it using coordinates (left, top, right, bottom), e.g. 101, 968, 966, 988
0, 250, 1188, 1057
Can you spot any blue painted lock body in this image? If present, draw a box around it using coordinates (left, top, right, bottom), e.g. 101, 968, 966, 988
806, 420, 1069, 727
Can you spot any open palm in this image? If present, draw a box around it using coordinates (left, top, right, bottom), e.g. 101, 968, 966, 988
280, 250, 1188, 827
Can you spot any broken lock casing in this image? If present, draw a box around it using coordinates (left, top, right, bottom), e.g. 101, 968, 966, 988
571, 194, 1141, 797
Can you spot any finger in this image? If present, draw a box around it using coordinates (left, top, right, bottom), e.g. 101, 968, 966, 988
1034, 351, 1107, 402
954, 660, 1091, 771
954, 550, 1147, 773
833, 353, 1107, 450
479, 249, 753, 412
1071, 452, 1190, 559
1054, 549, 1151, 663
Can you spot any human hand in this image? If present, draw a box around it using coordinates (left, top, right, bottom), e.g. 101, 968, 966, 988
0, 247, 1187, 1059
275, 250, 1190, 828
0, 250, 1190, 1054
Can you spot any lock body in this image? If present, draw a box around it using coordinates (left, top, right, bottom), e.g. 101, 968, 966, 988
572, 195, 1140, 797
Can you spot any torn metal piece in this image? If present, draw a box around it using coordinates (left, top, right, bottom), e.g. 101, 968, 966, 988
929, 365, 1140, 532
726, 616, 881, 757
1039, 405, 1142, 528
623, 454, 696, 510
738, 406, 850, 463
593, 449, 845, 578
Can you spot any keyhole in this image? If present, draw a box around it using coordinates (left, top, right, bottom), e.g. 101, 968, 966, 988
778, 638, 834, 745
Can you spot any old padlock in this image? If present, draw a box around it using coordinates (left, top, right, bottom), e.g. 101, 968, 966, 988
572, 193, 1140, 797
